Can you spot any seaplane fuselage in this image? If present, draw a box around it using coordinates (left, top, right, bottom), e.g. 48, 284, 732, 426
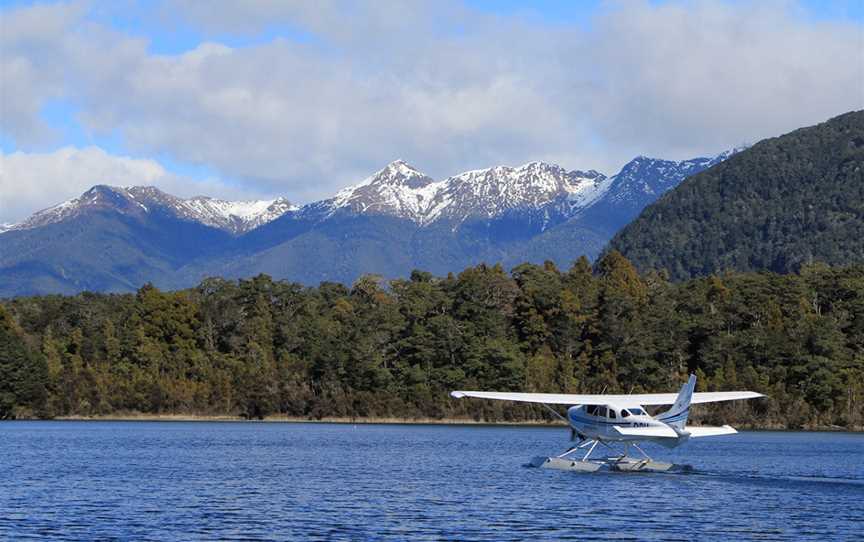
568, 404, 662, 441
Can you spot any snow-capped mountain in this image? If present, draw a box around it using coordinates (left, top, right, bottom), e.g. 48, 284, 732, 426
3, 149, 739, 238
177, 195, 295, 234
431, 163, 608, 225
601, 148, 745, 209
562, 148, 745, 236
308, 151, 741, 231
325, 160, 442, 223
4, 185, 295, 235
1, 147, 739, 297
319, 159, 609, 227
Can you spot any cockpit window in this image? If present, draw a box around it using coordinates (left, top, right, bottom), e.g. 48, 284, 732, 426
586, 405, 597, 416
598, 406, 608, 418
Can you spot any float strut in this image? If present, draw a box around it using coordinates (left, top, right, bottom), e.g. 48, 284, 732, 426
622, 443, 631, 460
582, 440, 600, 462
632, 442, 652, 461
555, 446, 579, 459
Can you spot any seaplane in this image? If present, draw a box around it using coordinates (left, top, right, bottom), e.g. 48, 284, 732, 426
451, 374, 764, 472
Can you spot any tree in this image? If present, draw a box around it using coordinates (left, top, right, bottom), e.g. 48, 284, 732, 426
0, 305, 48, 418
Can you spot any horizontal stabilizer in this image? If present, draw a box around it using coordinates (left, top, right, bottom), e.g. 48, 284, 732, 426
612, 425, 679, 439
449, 390, 764, 407
685, 425, 737, 438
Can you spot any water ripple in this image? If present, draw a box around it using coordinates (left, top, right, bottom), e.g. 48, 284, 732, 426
0, 422, 861, 540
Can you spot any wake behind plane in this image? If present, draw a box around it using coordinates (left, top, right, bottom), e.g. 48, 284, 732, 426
451, 374, 764, 472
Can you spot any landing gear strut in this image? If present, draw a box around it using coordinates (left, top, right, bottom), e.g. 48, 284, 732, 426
555, 438, 605, 462
536, 439, 676, 473
622, 442, 652, 461
555, 439, 653, 463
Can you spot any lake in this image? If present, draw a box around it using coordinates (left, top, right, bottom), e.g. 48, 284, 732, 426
1, 422, 861, 540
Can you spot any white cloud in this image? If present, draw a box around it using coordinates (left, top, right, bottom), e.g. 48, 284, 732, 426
581, 0, 864, 159
0, 0, 862, 221
0, 146, 261, 223
0, 2, 86, 144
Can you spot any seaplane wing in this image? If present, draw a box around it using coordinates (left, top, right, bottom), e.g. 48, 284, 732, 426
449, 390, 763, 407
684, 425, 738, 437
612, 425, 679, 438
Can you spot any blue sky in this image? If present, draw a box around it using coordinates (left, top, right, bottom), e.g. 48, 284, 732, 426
1, 0, 862, 223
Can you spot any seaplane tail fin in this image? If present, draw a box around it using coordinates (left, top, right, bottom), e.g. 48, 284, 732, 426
657, 374, 696, 430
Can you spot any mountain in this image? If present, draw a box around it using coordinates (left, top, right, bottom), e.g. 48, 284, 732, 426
0, 186, 293, 296
4, 185, 294, 235
306, 159, 608, 227
318, 160, 442, 223
608, 110, 864, 280
573, 148, 744, 234
0, 149, 735, 296
177, 153, 733, 286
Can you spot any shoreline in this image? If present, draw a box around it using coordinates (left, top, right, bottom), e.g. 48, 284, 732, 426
52, 413, 556, 426
30, 413, 862, 432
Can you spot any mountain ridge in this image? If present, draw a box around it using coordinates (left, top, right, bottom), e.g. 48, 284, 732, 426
4, 185, 296, 236
0, 149, 739, 296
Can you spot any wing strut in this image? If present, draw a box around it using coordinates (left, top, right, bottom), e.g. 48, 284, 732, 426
539, 402, 568, 423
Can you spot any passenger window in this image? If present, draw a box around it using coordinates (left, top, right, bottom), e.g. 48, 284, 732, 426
599, 406, 607, 418
621, 410, 630, 418
609, 410, 617, 419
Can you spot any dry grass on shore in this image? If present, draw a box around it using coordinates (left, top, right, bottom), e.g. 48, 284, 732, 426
54, 413, 558, 426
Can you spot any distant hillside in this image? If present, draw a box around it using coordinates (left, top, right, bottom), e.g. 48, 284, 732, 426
609, 111, 864, 280
0, 209, 232, 296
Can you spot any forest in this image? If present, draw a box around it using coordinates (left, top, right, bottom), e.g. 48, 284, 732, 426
610, 110, 864, 280
1, 251, 862, 429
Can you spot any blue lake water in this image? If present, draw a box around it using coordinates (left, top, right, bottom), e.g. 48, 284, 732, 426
1, 422, 862, 541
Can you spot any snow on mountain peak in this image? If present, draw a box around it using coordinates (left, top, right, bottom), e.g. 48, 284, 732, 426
4, 185, 146, 232
603, 149, 740, 206
427, 161, 610, 224
3, 185, 295, 235
322, 149, 743, 228
182, 195, 296, 233
3, 149, 739, 238
329, 160, 441, 222
379, 159, 428, 183
325, 159, 612, 226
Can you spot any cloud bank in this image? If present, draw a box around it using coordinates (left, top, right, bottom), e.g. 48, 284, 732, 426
0, 147, 257, 223
1, 0, 862, 222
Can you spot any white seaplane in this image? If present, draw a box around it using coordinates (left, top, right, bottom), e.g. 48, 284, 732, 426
451, 374, 764, 472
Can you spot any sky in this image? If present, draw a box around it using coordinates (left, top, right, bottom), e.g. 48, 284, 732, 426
1, 0, 862, 224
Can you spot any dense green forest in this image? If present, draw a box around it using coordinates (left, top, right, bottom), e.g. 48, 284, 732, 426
1, 252, 862, 429
610, 110, 864, 280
